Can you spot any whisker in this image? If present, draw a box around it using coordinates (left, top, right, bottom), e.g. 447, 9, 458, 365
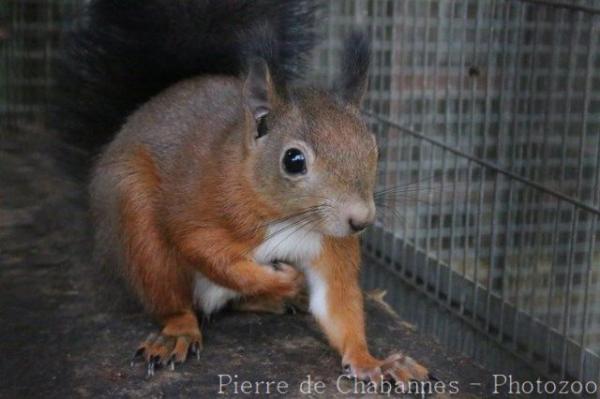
375, 174, 438, 191
374, 185, 443, 198
375, 196, 435, 207
374, 212, 405, 231
379, 184, 470, 205
289, 215, 323, 259
375, 203, 408, 223
240, 215, 316, 259
262, 215, 315, 243
288, 193, 332, 202
259, 205, 328, 229
261, 214, 321, 261
256, 204, 329, 248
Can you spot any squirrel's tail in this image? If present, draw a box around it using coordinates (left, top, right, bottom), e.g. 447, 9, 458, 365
53, 0, 319, 152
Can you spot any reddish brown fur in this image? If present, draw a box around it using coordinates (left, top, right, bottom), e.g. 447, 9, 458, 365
117, 142, 301, 317
118, 147, 193, 318
311, 236, 373, 364
312, 236, 429, 381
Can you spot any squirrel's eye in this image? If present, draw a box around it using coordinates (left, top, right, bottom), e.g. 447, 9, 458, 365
282, 148, 306, 175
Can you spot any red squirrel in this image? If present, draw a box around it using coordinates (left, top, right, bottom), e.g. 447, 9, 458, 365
56, 0, 429, 384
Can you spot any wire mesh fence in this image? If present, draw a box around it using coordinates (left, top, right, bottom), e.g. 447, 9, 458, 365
0, 0, 77, 130
316, 0, 600, 207
315, 0, 600, 384
2, 0, 600, 387
363, 111, 600, 383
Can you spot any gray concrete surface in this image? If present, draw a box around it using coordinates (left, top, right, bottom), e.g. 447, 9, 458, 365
0, 126, 499, 398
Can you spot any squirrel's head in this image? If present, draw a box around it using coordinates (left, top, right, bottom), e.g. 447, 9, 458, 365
241, 33, 377, 237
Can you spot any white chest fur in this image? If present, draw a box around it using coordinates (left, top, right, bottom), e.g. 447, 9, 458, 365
193, 273, 240, 315
193, 221, 325, 315
255, 222, 329, 320
253, 221, 323, 267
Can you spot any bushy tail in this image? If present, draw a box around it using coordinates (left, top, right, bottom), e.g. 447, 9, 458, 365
53, 0, 318, 152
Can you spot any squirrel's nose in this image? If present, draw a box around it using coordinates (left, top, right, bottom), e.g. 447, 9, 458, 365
349, 218, 369, 233
346, 201, 375, 234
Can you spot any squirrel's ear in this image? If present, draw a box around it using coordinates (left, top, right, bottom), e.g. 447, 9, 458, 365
243, 58, 274, 123
334, 31, 371, 106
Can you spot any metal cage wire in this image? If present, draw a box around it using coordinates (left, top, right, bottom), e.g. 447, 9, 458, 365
0, 0, 78, 130
313, 0, 600, 384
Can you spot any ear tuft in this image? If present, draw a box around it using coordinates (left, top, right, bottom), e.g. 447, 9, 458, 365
335, 30, 371, 106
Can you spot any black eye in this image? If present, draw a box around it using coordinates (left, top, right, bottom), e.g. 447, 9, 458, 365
282, 148, 306, 175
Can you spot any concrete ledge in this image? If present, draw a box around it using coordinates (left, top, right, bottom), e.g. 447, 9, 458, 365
1, 126, 498, 398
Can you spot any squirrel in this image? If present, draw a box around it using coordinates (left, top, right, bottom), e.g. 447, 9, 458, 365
55, 0, 429, 384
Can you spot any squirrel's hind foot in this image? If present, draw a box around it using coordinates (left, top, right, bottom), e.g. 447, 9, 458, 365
343, 352, 429, 390
131, 312, 202, 377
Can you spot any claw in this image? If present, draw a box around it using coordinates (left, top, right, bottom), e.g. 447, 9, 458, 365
285, 303, 297, 314
190, 341, 201, 360
130, 347, 144, 367
340, 363, 354, 379
167, 354, 176, 371
146, 359, 155, 378
388, 369, 400, 382
343, 372, 357, 380
346, 351, 428, 388
135, 326, 202, 377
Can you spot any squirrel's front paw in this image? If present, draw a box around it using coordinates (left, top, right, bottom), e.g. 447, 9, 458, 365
265, 263, 304, 299
343, 352, 429, 388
